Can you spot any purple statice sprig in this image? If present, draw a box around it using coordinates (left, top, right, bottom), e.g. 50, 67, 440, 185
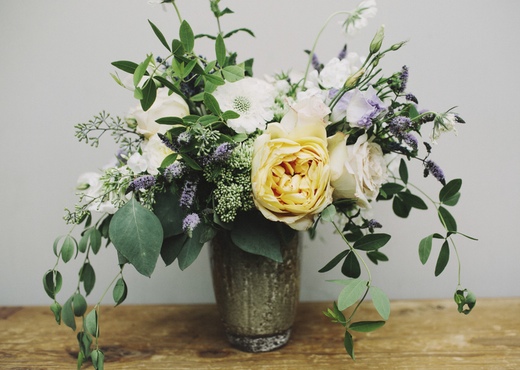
126, 175, 156, 194
203, 142, 234, 166
424, 159, 446, 185
179, 180, 198, 208
182, 212, 200, 237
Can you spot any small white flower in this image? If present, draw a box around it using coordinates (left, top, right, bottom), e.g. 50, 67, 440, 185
342, 0, 378, 36
213, 77, 276, 134
430, 112, 459, 143
127, 152, 148, 174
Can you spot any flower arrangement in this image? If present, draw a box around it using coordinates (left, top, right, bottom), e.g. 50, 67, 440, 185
43, 0, 476, 367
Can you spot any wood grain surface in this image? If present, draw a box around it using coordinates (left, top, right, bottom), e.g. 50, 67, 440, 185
1, 298, 519, 369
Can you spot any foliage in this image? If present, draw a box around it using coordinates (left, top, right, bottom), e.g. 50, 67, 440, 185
43, 0, 476, 367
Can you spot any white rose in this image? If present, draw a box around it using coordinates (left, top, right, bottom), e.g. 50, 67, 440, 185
141, 134, 175, 175
129, 87, 189, 139
328, 133, 387, 208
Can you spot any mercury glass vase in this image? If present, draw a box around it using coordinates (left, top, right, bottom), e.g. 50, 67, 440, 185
210, 231, 301, 352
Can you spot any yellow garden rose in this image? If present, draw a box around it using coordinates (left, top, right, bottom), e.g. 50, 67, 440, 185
251, 98, 333, 230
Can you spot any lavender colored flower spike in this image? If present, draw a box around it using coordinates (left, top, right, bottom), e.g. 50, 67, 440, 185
312, 53, 321, 71
182, 213, 200, 236
368, 219, 382, 229
180, 180, 198, 208
126, 175, 156, 193
399, 65, 409, 93
424, 160, 446, 185
337, 45, 347, 60
164, 162, 185, 181
158, 133, 179, 152
405, 93, 418, 104
403, 133, 419, 151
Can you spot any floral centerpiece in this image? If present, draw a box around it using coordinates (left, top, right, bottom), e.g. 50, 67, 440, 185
43, 0, 476, 368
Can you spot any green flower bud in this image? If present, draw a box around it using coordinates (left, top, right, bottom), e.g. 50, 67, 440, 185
344, 68, 365, 89
370, 25, 385, 54
390, 41, 407, 51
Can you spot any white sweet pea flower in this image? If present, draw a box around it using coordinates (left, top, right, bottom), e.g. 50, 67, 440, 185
76, 172, 103, 199
127, 152, 148, 174
213, 77, 276, 134
431, 112, 460, 143
342, 0, 378, 36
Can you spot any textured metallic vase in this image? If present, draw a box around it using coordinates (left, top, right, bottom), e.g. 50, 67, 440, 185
210, 231, 300, 352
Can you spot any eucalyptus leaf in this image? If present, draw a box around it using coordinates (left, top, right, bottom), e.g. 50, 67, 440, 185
113, 278, 128, 307
60, 235, 77, 263
231, 212, 283, 262
435, 240, 450, 276
80, 263, 96, 296
109, 198, 164, 277
50, 301, 62, 324
153, 188, 184, 238
85, 309, 98, 337
337, 278, 367, 311
161, 233, 187, 266
370, 286, 390, 320
73, 293, 87, 317
177, 223, 208, 270
90, 349, 105, 370
62, 295, 76, 331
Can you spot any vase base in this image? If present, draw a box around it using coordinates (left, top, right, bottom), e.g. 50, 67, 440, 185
226, 329, 291, 353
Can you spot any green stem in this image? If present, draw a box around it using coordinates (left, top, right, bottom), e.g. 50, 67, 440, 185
332, 221, 372, 282
171, 1, 183, 23
302, 11, 351, 88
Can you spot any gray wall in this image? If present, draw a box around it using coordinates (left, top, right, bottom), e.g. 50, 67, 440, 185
1, 0, 518, 306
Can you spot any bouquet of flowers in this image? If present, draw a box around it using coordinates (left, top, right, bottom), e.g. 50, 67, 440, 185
43, 0, 476, 367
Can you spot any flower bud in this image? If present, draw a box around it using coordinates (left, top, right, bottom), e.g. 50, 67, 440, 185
344, 68, 365, 89
390, 41, 407, 51
370, 25, 385, 54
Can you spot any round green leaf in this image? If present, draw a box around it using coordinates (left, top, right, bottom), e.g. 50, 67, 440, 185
113, 278, 128, 307
73, 293, 87, 317
85, 309, 98, 337
418, 234, 434, 265
109, 198, 164, 277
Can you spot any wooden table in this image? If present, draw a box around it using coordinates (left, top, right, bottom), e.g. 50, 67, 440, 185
1, 299, 519, 369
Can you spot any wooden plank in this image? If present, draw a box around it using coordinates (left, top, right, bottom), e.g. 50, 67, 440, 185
0, 299, 519, 369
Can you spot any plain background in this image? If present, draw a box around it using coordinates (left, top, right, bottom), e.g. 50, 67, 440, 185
1, 0, 519, 308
